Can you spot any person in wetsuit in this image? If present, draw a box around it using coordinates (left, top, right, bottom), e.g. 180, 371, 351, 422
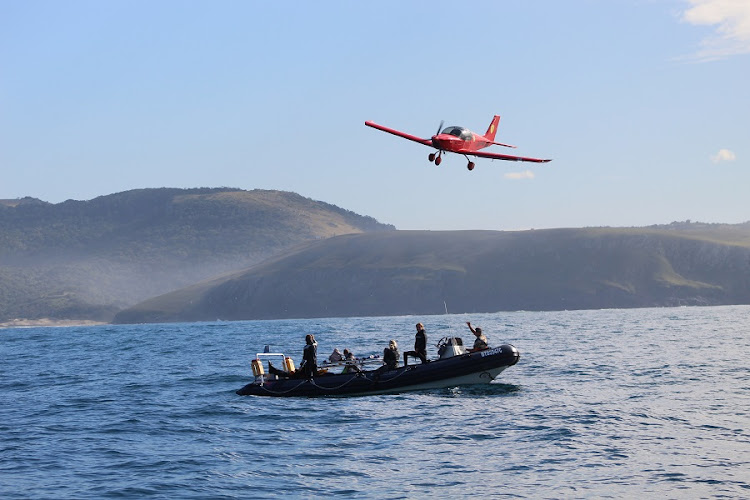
373, 339, 399, 378
299, 334, 318, 379
403, 322, 428, 366
383, 339, 399, 370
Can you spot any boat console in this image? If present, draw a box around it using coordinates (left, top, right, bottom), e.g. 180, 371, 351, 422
436, 336, 467, 359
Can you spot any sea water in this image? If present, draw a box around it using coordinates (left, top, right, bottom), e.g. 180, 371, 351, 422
1, 306, 749, 498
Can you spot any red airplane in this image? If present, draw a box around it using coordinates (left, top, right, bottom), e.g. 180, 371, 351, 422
365, 115, 551, 170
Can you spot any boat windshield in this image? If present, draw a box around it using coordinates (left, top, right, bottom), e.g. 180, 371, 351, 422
441, 126, 473, 141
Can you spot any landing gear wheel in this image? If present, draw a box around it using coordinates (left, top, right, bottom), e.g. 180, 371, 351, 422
435, 155, 442, 166
467, 161, 475, 171
428, 153, 436, 162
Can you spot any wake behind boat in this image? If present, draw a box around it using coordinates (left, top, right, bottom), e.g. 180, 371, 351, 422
236, 337, 520, 397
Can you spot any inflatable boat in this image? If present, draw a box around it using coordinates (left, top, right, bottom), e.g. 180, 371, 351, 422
236, 337, 520, 397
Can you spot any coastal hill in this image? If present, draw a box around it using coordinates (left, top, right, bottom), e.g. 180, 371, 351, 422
113, 222, 750, 324
0, 188, 394, 322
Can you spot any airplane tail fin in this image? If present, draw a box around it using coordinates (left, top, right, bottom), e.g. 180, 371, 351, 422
484, 115, 501, 141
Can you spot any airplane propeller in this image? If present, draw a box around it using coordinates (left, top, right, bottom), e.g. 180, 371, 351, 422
430, 120, 445, 166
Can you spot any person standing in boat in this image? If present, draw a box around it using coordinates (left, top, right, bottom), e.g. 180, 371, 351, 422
299, 334, 318, 379
466, 322, 488, 352
403, 322, 428, 366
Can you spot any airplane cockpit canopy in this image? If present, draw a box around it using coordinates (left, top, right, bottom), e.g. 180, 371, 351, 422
441, 126, 473, 141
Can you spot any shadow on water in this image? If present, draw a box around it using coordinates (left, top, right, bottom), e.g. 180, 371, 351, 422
444, 382, 522, 398
231, 383, 521, 400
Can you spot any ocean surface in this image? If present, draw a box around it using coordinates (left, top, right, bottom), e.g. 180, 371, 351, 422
1, 306, 749, 499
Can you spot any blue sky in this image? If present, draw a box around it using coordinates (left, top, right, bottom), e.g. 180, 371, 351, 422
1, 0, 748, 230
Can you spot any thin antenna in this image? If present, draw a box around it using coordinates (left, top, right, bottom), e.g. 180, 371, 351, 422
444, 301, 454, 338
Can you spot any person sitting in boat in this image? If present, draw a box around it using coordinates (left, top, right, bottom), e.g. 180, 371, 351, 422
343, 348, 355, 361
383, 339, 399, 370
299, 334, 318, 379
403, 322, 428, 366
328, 348, 343, 363
466, 321, 488, 352
373, 339, 399, 378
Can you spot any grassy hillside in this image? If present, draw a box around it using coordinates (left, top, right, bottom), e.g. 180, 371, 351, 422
113, 223, 750, 323
0, 188, 394, 322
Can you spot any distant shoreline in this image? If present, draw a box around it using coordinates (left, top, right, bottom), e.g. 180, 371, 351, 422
0, 318, 107, 329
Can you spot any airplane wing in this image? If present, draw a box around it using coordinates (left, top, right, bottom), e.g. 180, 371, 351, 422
365, 121, 433, 147
468, 150, 552, 163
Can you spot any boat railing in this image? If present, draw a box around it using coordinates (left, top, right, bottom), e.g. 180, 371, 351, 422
252, 352, 289, 384
321, 355, 383, 374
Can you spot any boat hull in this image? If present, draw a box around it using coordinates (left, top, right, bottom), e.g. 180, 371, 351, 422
236, 344, 519, 397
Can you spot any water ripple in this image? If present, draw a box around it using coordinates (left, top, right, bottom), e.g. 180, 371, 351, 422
1, 306, 749, 498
